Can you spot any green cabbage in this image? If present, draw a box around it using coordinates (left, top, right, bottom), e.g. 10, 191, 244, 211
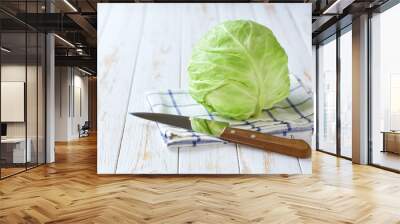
188, 20, 290, 120
190, 118, 228, 137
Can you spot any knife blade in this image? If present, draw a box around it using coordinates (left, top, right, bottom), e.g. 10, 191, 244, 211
131, 112, 311, 158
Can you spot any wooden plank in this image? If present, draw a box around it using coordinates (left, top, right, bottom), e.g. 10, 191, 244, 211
217, 3, 236, 21
178, 3, 240, 174
6, 136, 400, 223
97, 4, 145, 174
296, 132, 313, 174
237, 145, 303, 174
178, 144, 239, 174
251, 4, 313, 173
115, 4, 181, 174
252, 4, 313, 88
218, 3, 302, 174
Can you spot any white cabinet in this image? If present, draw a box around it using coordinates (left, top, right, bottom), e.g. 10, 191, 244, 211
1, 138, 32, 163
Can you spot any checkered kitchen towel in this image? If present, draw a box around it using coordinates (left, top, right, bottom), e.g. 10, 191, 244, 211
145, 74, 314, 147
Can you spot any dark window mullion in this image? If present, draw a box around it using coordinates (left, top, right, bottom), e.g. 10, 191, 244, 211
367, 11, 373, 165
36, 0, 39, 167
336, 29, 341, 157
24, 0, 28, 171
44, 4, 47, 164
316, 45, 320, 150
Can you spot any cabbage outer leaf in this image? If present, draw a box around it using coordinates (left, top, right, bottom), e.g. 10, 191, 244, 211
190, 118, 228, 137
188, 20, 290, 120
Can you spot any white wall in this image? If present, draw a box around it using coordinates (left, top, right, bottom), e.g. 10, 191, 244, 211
55, 66, 69, 141
70, 72, 89, 138
55, 67, 89, 141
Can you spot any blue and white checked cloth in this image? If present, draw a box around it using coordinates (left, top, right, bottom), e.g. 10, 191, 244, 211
145, 74, 314, 148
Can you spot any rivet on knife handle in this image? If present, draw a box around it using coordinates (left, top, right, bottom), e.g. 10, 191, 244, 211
220, 127, 311, 158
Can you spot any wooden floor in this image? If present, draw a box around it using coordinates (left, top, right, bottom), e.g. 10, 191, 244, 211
1, 135, 400, 223
373, 150, 400, 171
1, 167, 26, 178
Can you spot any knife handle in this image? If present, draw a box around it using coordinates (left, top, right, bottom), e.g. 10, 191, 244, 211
220, 127, 311, 158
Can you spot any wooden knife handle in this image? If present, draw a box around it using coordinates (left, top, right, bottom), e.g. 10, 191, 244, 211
220, 127, 311, 158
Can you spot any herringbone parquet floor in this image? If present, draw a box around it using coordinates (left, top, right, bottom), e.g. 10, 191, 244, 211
1, 134, 400, 224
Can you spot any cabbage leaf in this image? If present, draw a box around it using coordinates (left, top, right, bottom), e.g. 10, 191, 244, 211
190, 118, 228, 137
188, 20, 290, 120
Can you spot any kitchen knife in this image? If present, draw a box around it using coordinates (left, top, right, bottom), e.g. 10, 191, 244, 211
130, 112, 311, 158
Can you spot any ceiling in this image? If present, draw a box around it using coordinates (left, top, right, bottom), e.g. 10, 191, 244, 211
0, 0, 392, 74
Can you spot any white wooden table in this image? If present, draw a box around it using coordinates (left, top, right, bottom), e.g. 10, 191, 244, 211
98, 3, 312, 174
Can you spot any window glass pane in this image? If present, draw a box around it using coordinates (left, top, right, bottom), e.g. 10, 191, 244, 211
26, 1, 39, 169
1, 31, 27, 177
340, 29, 352, 158
371, 3, 400, 171
38, 32, 46, 165
27, 31, 38, 169
318, 37, 337, 154
0, 1, 46, 179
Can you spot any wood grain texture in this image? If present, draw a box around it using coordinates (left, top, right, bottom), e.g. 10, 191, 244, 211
116, 4, 181, 174
178, 4, 240, 174
221, 127, 311, 158
1, 135, 400, 223
252, 4, 313, 86
98, 3, 312, 174
217, 3, 307, 174
97, 4, 145, 173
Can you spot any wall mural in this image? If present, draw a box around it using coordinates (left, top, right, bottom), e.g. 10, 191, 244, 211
98, 3, 313, 174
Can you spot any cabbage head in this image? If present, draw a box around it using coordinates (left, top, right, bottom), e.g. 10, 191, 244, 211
188, 20, 290, 120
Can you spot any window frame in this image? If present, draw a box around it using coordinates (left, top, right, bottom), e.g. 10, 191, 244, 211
315, 24, 353, 161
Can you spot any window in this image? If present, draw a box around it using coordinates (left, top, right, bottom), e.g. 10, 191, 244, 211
340, 29, 352, 158
317, 37, 337, 154
316, 26, 353, 159
370, 3, 400, 171
0, 1, 47, 179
